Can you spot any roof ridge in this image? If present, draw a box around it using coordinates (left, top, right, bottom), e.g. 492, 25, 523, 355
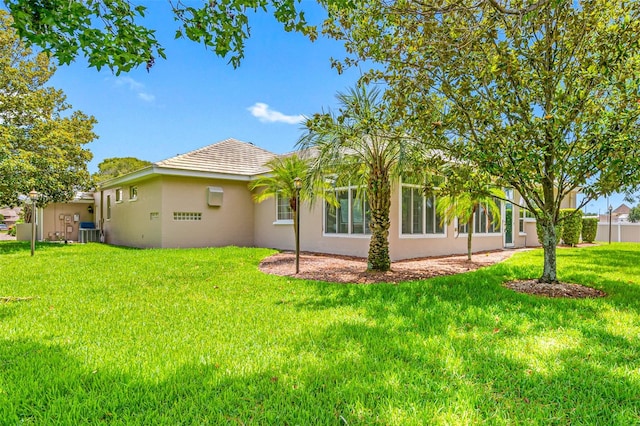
154, 138, 277, 176
156, 138, 257, 165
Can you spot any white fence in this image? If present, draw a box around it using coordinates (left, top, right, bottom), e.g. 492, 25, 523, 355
596, 222, 640, 243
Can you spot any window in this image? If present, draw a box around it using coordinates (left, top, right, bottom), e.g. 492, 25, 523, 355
401, 184, 444, 235
324, 187, 371, 235
106, 195, 111, 219
129, 186, 138, 201
276, 194, 293, 221
150, 212, 159, 220
115, 188, 123, 203
173, 212, 202, 221
519, 201, 536, 233
459, 200, 502, 234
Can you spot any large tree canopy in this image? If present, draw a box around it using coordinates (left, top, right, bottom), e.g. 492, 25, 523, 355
92, 157, 152, 183
0, 10, 96, 206
325, 0, 640, 282
4, 0, 350, 74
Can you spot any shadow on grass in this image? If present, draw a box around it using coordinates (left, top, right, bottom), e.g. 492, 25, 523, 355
3, 325, 637, 425
277, 250, 640, 422
1, 245, 639, 423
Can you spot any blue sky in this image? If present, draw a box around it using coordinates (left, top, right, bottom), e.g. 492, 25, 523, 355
42, 2, 629, 212
47, 1, 360, 172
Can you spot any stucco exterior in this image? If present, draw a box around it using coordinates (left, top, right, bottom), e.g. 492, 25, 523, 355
38, 139, 581, 261
99, 175, 255, 249
253, 182, 579, 261
41, 202, 94, 242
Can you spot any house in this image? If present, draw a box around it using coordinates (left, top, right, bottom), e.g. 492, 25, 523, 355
82, 138, 579, 261
598, 203, 631, 224
0, 206, 21, 227
95, 138, 275, 249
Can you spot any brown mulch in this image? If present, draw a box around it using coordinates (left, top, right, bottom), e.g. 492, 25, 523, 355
259, 249, 607, 298
503, 280, 606, 298
260, 249, 520, 284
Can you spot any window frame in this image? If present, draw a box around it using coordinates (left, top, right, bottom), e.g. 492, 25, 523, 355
106, 195, 111, 220
458, 199, 503, 236
399, 179, 446, 239
323, 186, 371, 237
129, 185, 138, 201
115, 188, 123, 203
518, 198, 536, 235
274, 193, 294, 224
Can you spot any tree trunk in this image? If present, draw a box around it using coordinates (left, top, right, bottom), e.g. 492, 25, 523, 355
467, 214, 474, 261
367, 172, 391, 272
539, 219, 558, 283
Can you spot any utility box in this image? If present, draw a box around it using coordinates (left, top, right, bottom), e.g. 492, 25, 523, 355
207, 187, 223, 207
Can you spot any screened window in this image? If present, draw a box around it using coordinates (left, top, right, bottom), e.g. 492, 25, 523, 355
129, 186, 138, 200
519, 203, 536, 233
325, 187, 371, 235
459, 200, 502, 234
401, 185, 444, 235
115, 188, 123, 203
276, 194, 293, 221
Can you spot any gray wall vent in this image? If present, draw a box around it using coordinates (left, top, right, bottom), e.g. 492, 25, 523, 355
207, 187, 223, 207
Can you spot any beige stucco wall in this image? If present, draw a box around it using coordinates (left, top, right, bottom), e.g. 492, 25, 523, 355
158, 176, 255, 248
253, 196, 296, 251
101, 175, 255, 249
41, 202, 95, 242
101, 177, 163, 248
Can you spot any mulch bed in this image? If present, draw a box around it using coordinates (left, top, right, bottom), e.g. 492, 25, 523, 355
504, 279, 606, 298
260, 250, 607, 298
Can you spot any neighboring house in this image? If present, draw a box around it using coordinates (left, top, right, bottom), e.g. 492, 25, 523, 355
37, 138, 579, 260
0, 207, 21, 226
598, 204, 631, 224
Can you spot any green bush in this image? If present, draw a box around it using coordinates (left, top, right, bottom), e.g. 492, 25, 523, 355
582, 217, 598, 243
560, 209, 582, 246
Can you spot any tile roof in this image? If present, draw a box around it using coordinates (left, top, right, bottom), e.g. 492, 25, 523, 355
155, 138, 277, 176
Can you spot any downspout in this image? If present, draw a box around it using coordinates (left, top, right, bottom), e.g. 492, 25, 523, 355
99, 188, 105, 243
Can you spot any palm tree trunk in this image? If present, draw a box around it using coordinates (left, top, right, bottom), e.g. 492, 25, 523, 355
367, 171, 391, 271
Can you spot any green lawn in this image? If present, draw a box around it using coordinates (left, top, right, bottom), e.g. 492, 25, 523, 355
1, 242, 639, 424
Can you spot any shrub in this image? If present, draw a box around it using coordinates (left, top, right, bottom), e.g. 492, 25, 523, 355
560, 209, 582, 246
582, 217, 598, 243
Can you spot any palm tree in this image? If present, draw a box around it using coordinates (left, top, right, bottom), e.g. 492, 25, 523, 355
298, 85, 419, 271
434, 166, 504, 261
249, 154, 310, 251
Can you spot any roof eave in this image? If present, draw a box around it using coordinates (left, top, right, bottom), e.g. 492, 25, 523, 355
97, 165, 256, 189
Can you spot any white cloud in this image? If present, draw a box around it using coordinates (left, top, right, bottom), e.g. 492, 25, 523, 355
248, 102, 304, 125
138, 92, 156, 102
114, 76, 155, 103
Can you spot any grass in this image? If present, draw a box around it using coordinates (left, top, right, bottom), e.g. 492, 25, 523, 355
0, 241, 639, 424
